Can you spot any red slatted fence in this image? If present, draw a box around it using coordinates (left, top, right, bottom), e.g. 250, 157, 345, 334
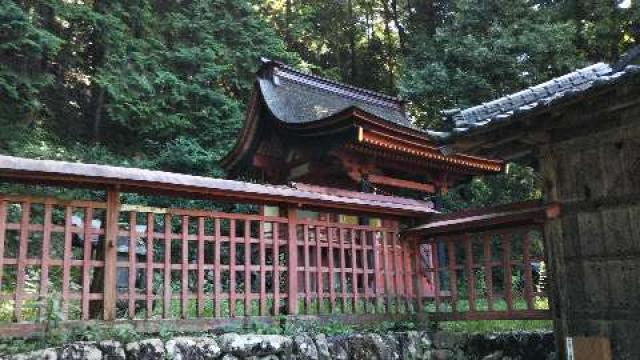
0, 193, 421, 336
407, 201, 557, 321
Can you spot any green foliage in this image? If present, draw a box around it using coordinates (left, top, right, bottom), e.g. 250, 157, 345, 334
1, 0, 298, 179
442, 163, 543, 212
256, 0, 403, 93
0, 1, 61, 143
80, 324, 142, 343
400, 0, 584, 128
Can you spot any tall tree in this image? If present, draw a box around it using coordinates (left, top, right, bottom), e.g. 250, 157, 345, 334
2, 0, 298, 178
400, 0, 583, 128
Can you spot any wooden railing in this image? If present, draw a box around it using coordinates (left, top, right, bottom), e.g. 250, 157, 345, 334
0, 157, 558, 335
0, 193, 419, 336
408, 202, 556, 321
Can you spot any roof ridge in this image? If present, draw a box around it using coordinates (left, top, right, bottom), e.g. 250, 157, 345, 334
259, 57, 405, 107
447, 62, 614, 125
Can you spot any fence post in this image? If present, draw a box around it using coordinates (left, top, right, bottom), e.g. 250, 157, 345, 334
287, 206, 298, 315
103, 186, 120, 321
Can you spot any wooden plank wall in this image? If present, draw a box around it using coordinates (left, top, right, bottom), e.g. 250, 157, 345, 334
540, 84, 640, 359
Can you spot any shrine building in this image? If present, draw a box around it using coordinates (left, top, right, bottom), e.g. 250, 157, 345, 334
222, 58, 503, 199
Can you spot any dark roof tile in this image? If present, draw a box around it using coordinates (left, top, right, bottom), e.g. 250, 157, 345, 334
444, 63, 640, 136
258, 59, 413, 128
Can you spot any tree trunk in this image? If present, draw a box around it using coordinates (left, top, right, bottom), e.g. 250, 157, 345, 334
412, 0, 437, 37
92, 87, 105, 143
285, 0, 293, 45
347, 0, 358, 83
381, 0, 396, 90
391, 0, 406, 52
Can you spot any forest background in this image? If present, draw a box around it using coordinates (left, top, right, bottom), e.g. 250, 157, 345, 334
1, 0, 638, 209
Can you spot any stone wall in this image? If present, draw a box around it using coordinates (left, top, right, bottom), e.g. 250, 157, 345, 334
5, 331, 554, 360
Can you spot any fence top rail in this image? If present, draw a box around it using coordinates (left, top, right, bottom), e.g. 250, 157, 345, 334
0, 155, 435, 217
405, 200, 560, 237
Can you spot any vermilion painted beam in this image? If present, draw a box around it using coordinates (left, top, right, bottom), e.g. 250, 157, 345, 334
366, 174, 435, 193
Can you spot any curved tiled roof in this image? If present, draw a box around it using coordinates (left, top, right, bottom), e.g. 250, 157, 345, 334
258, 59, 412, 128
445, 63, 640, 135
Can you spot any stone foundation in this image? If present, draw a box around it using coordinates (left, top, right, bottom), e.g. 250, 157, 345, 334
5, 331, 554, 360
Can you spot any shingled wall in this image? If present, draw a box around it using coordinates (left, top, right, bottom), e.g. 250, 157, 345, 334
539, 80, 640, 359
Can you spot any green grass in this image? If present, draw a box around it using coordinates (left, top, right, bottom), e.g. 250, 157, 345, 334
422, 295, 549, 313
427, 297, 552, 333
438, 319, 552, 333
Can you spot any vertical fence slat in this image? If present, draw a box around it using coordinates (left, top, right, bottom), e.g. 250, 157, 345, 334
229, 219, 236, 317
402, 239, 413, 311
315, 225, 323, 314
197, 217, 205, 317
39, 202, 52, 314
328, 225, 336, 313
287, 209, 298, 315
163, 214, 172, 319
146, 213, 154, 319
273, 222, 280, 316
503, 233, 513, 312
339, 228, 347, 313
405, 241, 415, 312
391, 231, 401, 313
350, 229, 358, 313
360, 230, 369, 313
259, 221, 266, 316
483, 235, 494, 311
382, 231, 391, 313
127, 211, 137, 319
523, 230, 534, 310
244, 219, 252, 316
447, 238, 458, 313
373, 230, 382, 312
82, 207, 94, 320
14, 201, 30, 322
0, 201, 6, 292
82, 207, 93, 320
214, 218, 221, 317
304, 224, 310, 313
412, 240, 423, 314
181, 216, 189, 319
431, 241, 441, 312
399, 236, 407, 311
103, 188, 121, 322
465, 235, 476, 313
62, 206, 72, 319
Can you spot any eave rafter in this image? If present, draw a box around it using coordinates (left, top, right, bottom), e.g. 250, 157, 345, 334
355, 126, 504, 173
